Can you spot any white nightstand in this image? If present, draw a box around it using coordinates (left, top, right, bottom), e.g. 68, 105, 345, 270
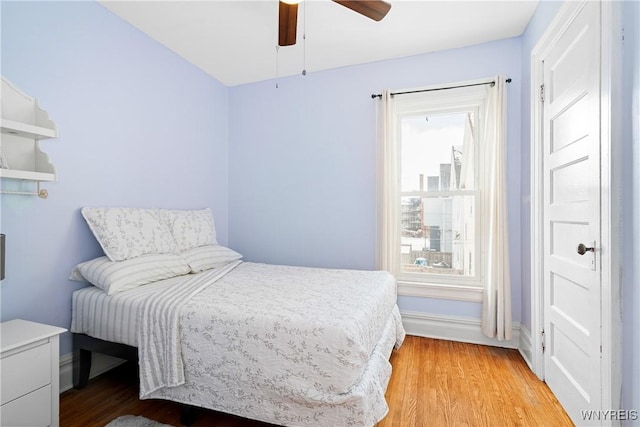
0, 319, 66, 427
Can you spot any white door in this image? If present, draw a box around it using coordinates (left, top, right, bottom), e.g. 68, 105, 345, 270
542, 1, 602, 424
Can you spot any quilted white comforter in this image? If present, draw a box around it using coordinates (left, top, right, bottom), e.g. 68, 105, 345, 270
138, 261, 405, 426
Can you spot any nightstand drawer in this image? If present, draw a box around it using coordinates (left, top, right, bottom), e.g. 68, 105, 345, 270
0, 341, 51, 405
1, 384, 52, 427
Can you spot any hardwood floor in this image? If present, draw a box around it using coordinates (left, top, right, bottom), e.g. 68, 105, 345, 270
379, 336, 572, 427
60, 336, 573, 427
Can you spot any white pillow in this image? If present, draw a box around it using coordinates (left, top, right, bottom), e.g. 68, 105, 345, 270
159, 208, 217, 252
181, 245, 242, 273
81, 207, 177, 262
70, 253, 191, 295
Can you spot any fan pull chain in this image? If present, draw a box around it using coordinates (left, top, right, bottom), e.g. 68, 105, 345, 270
302, 0, 307, 76
275, 44, 280, 88
302, 33, 307, 76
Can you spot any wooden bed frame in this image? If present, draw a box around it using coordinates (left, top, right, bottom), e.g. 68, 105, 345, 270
72, 333, 196, 426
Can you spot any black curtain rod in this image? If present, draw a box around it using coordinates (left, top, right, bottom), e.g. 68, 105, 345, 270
371, 78, 512, 99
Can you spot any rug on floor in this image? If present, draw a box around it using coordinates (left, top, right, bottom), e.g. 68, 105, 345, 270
105, 415, 174, 427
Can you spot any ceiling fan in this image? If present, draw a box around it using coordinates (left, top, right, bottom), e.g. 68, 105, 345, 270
278, 0, 392, 46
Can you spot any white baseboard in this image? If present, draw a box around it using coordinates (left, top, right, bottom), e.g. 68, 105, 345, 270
59, 352, 127, 393
400, 310, 521, 349
518, 325, 533, 369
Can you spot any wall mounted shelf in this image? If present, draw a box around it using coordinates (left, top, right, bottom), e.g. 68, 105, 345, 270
0, 77, 58, 198
1, 119, 58, 140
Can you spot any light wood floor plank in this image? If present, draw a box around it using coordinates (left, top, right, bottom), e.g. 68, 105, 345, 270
60, 335, 573, 426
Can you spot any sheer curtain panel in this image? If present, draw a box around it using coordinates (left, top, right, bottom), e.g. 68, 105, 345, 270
480, 75, 512, 341
375, 90, 400, 277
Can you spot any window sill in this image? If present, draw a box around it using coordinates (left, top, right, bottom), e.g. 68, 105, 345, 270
397, 280, 483, 302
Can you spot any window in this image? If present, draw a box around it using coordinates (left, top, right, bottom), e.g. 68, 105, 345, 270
378, 82, 490, 301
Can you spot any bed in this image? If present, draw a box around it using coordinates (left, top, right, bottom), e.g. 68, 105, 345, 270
69, 207, 405, 426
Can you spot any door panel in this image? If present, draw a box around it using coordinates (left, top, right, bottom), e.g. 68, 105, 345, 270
551, 160, 590, 204
550, 273, 589, 328
547, 14, 592, 105
550, 221, 592, 268
551, 94, 590, 153
542, 1, 601, 424
550, 324, 590, 396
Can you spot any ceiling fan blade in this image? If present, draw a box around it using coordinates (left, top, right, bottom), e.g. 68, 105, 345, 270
332, 0, 391, 22
279, 1, 298, 46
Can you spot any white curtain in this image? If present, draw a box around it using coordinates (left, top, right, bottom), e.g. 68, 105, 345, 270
375, 80, 511, 341
481, 75, 512, 341
375, 90, 400, 276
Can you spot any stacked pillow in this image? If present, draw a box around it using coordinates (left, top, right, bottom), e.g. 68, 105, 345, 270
70, 207, 242, 295
69, 254, 191, 295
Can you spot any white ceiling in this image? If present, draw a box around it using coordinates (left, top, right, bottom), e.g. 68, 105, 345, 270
99, 0, 539, 87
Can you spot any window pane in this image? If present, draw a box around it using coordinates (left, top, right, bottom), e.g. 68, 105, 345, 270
400, 113, 475, 192
401, 195, 476, 277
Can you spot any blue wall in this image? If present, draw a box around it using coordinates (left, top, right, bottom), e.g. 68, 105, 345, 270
228, 38, 524, 320
0, 1, 229, 355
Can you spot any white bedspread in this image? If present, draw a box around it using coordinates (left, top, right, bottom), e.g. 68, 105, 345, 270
140, 262, 405, 426
138, 260, 242, 396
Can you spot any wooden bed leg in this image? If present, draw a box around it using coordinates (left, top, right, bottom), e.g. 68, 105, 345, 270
73, 348, 92, 389
180, 405, 196, 426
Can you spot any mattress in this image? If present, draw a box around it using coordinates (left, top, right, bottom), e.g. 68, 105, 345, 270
71, 272, 182, 347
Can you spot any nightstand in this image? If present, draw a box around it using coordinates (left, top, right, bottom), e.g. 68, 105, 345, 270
1, 319, 66, 427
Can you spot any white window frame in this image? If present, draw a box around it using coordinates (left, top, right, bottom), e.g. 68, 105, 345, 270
380, 82, 490, 302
